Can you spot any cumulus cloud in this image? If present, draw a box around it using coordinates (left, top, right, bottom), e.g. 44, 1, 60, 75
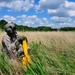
17, 15, 50, 27
0, 2, 6, 11
48, 1, 75, 17
25, 16, 48, 27
63, 1, 75, 17
51, 22, 75, 28
58, 22, 75, 27
48, 8, 69, 17
0, 15, 16, 22
0, 0, 75, 28
50, 15, 75, 28
17, 15, 26, 20
23, 0, 34, 11
51, 16, 72, 23
68, 10, 75, 17
36, 0, 66, 10
0, 0, 34, 12
63, 1, 75, 10
35, 0, 75, 18
0, 14, 51, 27
0, 2, 6, 7
6, 1, 23, 11
1, 14, 74, 28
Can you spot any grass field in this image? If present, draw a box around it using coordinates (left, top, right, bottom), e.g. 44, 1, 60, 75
0, 31, 75, 75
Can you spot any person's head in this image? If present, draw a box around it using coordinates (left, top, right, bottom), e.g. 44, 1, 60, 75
4, 23, 17, 35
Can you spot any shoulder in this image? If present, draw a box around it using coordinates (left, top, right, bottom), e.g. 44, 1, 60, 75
2, 34, 9, 39
2, 34, 10, 42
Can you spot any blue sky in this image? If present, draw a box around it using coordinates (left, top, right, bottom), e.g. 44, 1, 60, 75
0, 0, 75, 28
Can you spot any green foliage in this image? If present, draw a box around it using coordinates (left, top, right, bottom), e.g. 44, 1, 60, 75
0, 42, 46, 75
25, 42, 46, 75
0, 19, 75, 31
1, 32, 75, 75
0, 52, 12, 75
0, 20, 7, 31
60, 27, 75, 31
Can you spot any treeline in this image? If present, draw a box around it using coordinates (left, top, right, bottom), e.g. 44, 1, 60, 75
0, 20, 7, 31
16, 25, 57, 31
0, 20, 75, 31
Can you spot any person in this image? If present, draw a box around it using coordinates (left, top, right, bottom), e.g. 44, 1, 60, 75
1, 23, 28, 60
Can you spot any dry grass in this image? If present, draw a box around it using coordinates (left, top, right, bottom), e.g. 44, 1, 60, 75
19, 31, 75, 46
1, 31, 75, 52
1, 31, 75, 44
1, 31, 75, 56
1, 31, 75, 75
0, 31, 5, 44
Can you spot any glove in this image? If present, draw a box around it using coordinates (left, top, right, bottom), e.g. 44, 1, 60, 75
17, 36, 28, 44
15, 40, 20, 47
16, 47, 25, 60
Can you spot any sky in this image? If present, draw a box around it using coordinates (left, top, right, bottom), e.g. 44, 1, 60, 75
0, 0, 75, 28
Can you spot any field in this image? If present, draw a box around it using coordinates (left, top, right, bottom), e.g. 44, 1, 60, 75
0, 31, 75, 75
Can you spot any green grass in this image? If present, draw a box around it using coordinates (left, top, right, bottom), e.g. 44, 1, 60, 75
0, 32, 75, 75
0, 42, 46, 75
0, 52, 11, 75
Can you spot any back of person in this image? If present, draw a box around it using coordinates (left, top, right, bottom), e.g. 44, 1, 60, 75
2, 33, 20, 59
1, 23, 30, 61
1, 23, 23, 60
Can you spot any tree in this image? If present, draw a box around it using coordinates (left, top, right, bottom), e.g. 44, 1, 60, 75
0, 20, 8, 30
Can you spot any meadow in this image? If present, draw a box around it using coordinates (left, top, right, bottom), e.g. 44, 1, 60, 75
0, 31, 75, 75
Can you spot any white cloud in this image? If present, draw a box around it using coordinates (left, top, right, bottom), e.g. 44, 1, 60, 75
50, 17, 75, 28
17, 20, 21, 25
48, 1, 75, 17
48, 3, 75, 17
17, 15, 49, 27
48, 8, 69, 17
63, 1, 75, 10
1, 15, 16, 22
58, 22, 75, 27
51, 22, 75, 28
35, 0, 75, 17
0, 0, 75, 28
0, 2, 6, 7
51, 16, 72, 23
37, 0, 66, 9
34, 5, 44, 13
45, 24, 54, 27
23, 0, 34, 11
6, 1, 23, 11
0, 0, 34, 12
68, 10, 75, 17
17, 15, 26, 20
63, 1, 75, 17
0, 2, 6, 11
1, 14, 75, 28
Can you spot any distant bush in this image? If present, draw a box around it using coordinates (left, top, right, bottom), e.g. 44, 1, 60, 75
0, 19, 75, 31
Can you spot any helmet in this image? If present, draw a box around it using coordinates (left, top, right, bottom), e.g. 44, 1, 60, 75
4, 23, 16, 34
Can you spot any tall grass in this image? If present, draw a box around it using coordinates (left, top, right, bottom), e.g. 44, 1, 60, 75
0, 51, 25, 75
0, 31, 75, 75
0, 52, 11, 75
0, 42, 46, 75
27, 42, 46, 75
